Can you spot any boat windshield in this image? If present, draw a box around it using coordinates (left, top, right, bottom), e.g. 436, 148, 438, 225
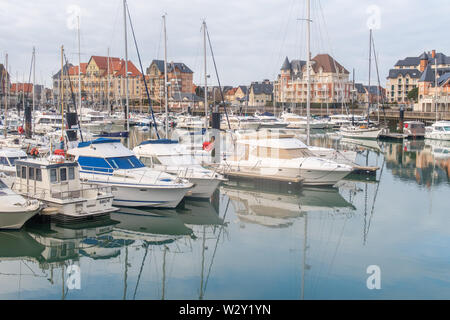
0, 179, 7, 189
8, 157, 27, 166
78, 155, 145, 172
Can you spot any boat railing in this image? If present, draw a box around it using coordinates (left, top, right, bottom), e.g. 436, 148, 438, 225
81, 166, 115, 174
19, 183, 111, 201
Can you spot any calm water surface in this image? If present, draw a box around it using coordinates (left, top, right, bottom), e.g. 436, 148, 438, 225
0, 130, 449, 300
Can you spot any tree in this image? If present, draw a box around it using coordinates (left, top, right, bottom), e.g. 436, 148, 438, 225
407, 87, 418, 102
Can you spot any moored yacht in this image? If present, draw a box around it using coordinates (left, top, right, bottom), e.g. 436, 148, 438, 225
0, 178, 41, 229
67, 138, 194, 208
0, 148, 28, 187
12, 156, 117, 221
254, 112, 288, 129
133, 139, 226, 199
221, 132, 352, 186
425, 121, 450, 141
280, 112, 330, 129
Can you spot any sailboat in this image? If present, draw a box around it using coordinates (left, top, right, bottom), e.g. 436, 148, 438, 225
339, 30, 383, 140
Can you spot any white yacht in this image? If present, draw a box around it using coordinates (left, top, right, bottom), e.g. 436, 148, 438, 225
34, 113, 63, 134
221, 132, 352, 186
254, 112, 288, 129
425, 121, 450, 141
67, 138, 194, 208
0, 178, 41, 229
133, 139, 226, 199
280, 112, 330, 129
0, 148, 28, 187
12, 156, 117, 221
221, 115, 260, 131
176, 115, 204, 130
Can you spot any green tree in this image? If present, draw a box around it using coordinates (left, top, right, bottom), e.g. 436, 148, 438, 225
407, 87, 418, 102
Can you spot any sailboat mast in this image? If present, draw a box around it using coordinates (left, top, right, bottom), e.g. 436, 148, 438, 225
163, 14, 169, 139
32, 46, 36, 136
435, 54, 438, 122
77, 16, 82, 126
123, 0, 130, 143
107, 47, 110, 113
4, 53, 8, 138
203, 21, 208, 128
367, 29, 372, 127
306, 0, 311, 145
61, 45, 65, 141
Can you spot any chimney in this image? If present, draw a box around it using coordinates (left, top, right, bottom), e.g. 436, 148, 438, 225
420, 58, 428, 72
432, 50, 436, 59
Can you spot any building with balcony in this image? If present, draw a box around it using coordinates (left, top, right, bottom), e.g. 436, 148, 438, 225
146, 60, 194, 105
386, 50, 450, 105
274, 54, 352, 106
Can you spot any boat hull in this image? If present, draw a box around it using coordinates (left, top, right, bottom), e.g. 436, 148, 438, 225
187, 177, 222, 199
0, 207, 41, 230
88, 183, 191, 208
339, 128, 382, 140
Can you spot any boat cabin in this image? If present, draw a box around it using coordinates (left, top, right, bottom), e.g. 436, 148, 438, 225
14, 158, 80, 198
403, 121, 425, 138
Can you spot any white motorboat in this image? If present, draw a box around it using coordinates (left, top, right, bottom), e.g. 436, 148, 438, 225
13, 156, 118, 221
67, 138, 194, 208
328, 114, 366, 128
254, 112, 288, 129
0, 148, 28, 187
339, 125, 383, 140
425, 121, 450, 141
0, 178, 41, 229
133, 139, 226, 199
221, 132, 352, 186
176, 115, 204, 130
221, 115, 260, 131
280, 112, 330, 129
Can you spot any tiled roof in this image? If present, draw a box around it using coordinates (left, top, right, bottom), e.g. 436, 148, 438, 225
311, 54, 349, 74
251, 82, 273, 95
387, 69, 421, 79
11, 83, 33, 93
150, 60, 193, 74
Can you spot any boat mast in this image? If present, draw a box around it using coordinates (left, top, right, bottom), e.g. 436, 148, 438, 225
163, 14, 169, 139
3, 53, 7, 138
367, 29, 372, 127
203, 20, 208, 129
123, 0, 130, 145
61, 45, 65, 141
32, 46, 36, 136
306, 0, 311, 145
107, 47, 110, 114
434, 54, 438, 123
77, 16, 82, 126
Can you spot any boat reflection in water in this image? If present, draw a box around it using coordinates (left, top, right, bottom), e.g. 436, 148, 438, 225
221, 180, 355, 228
383, 139, 450, 186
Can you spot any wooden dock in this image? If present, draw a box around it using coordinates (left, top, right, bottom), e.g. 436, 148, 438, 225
351, 165, 379, 175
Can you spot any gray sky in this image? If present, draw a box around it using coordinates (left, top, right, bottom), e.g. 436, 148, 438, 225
0, 0, 448, 88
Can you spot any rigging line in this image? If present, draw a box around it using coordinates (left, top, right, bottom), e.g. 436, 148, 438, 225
133, 243, 150, 300
205, 25, 231, 130
365, 156, 386, 244
63, 52, 84, 142
269, 0, 297, 80
126, 3, 160, 139
371, 33, 387, 125
202, 196, 231, 296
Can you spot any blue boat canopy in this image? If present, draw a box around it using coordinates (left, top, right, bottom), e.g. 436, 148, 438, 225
78, 138, 122, 148
138, 139, 178, 146
261, 112, 274, 116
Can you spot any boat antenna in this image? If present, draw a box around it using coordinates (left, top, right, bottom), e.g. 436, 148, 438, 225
125, 3, 160, 139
